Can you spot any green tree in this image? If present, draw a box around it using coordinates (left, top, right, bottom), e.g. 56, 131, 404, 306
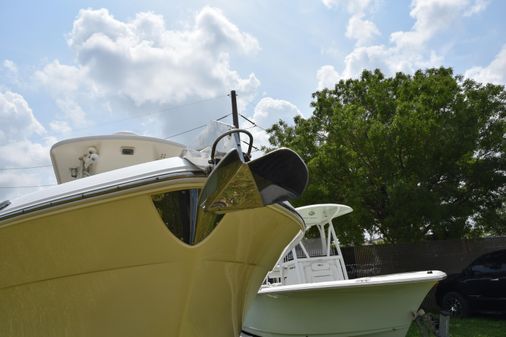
267, 68, 505, 245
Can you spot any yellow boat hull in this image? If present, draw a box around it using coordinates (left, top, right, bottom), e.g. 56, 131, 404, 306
0, 179, 303, 337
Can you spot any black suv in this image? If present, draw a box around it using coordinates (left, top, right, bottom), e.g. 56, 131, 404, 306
435, 249, 506, 317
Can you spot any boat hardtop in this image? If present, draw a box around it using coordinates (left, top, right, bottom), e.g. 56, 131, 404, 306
297, 203, 353, 229
264, 203, 353, 286
272, 204, 352, 266
50, 132, 186, 184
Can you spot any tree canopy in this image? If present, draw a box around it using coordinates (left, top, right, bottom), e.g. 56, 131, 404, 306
266, 68, 505, 245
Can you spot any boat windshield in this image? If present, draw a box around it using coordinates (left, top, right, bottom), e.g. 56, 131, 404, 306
192, 121, 236, 154
283, 237, 339, 261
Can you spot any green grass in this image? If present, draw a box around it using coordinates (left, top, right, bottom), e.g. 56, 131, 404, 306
406, 316, 506, 337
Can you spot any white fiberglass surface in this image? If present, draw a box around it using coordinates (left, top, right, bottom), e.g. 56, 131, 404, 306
259, 270, 446, 294
50, 134, 186, 184
297, 204, 353, 228
0, 157, 199, 215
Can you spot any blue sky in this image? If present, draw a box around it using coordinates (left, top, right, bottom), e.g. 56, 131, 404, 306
0, 0, 505, 199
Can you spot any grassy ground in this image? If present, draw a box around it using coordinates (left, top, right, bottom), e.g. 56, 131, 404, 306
406, 315, 506, 337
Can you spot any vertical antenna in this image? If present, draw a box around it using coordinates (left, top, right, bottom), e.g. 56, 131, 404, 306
229, 90, 244, 161
230, 90, 239, 128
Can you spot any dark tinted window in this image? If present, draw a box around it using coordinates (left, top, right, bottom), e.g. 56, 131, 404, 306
470, 251, 506, 275
152, 189, 199, 244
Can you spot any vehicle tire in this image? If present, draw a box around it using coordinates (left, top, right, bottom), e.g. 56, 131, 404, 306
441, 291, 470, 317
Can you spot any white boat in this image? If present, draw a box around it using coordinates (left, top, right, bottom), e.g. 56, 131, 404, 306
243, 204, 446, 337
0, 130, 308, 337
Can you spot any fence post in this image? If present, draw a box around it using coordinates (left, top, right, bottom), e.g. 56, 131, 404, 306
438, 311, 450, 337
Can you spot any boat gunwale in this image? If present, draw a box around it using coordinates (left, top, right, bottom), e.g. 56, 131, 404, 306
0, 178, 305, 238
258, 270, 446, 294
0, 170, 204, 223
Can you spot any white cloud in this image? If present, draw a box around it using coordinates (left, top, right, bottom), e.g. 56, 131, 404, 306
390, 0, 472, 51
0, 91, 55, 200
320, 0, 481, 83
322, 0, 339, 8
49, 120, 72, 134
0, 139, 52, 168
322, 0, 376, 14
0, 171, 50, 200
464, 0, 490, 16
252, 97, 302, 127
0, 91, 45, 143
323, 0, 381, 50
340, 45, 443, 78
55, 98, 88, 127
194, 6, 260, 54
246, 97, 302, 151
3, 60, 18, 75
346, 14, 380, 46
34, 7, 261, 138
316, 65, 341, 90
63, 7, 260, 105
34, 61, 92, 126
2, 59, 20, 85
465, 45, 506, 85
35, 60, 88, 95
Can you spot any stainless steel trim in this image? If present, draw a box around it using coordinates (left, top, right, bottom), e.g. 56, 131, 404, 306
0, 171, 203, 222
